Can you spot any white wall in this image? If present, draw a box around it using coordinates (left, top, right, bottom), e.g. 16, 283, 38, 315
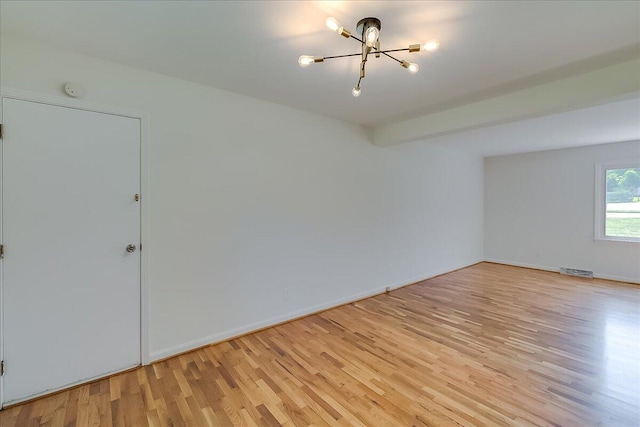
0, 36, 484, 360
485, 140, 640, 283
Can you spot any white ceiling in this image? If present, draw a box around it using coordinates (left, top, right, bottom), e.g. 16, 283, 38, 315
1, 1, 639, 128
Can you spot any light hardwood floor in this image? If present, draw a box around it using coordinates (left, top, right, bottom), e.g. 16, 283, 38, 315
1, 262, 639, 426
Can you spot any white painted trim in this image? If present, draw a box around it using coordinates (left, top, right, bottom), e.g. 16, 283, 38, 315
594, 162, 606, 240
138, 107, 151, 367
594, 236, 640, 243
594, 160, 640, 243
0, 87, 151, 407
485, 258, 640, 285
384, 259, 484, 291
0, 97, 4, 408
149, 259, 482, 362
0, 87, 146, 121
150, 287, 389, 361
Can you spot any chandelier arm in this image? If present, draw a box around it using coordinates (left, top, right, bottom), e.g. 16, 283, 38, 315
376, 48, 410, 54
321, 49, 406, 62
323, 52, 366, 60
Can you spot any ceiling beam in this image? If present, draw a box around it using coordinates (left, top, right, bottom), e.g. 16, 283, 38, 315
373, 59, 640, 147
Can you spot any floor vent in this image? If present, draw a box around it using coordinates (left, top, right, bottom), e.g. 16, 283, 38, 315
560, 267, 594, 278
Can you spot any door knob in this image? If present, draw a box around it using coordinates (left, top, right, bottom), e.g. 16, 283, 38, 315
126, 244, 137, 253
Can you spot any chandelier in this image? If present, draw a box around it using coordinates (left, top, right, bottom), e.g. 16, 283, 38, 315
298, 17, 440, 97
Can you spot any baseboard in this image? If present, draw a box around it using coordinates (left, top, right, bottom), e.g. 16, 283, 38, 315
149, 258, 483, 363
385, 259, 484, 291
484, 258, 640, 285
149, 287, 386, 362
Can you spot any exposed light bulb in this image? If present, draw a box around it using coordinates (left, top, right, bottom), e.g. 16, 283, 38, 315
365, 27, 379, 47
423, 39, 440, 52
401, 60, 420, 74
298, 55, 314, 67
326, 17, 341, 33
352, 87, 361, 97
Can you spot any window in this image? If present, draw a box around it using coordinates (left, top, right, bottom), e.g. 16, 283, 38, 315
595, 162, 640, 241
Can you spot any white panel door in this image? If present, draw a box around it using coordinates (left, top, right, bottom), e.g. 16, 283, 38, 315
2, 98, 141, 404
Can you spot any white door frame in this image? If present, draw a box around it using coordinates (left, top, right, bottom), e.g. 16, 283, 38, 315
0, 87, 150, 407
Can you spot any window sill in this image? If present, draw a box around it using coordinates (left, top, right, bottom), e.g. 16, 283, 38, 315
594, 236, 640, 243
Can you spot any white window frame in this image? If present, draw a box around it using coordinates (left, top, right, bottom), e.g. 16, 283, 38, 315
595, 160, 640, 243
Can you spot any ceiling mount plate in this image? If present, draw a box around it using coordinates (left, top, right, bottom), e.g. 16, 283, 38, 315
356, 17, 381, 36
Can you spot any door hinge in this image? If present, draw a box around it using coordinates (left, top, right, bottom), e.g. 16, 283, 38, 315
1, 361, 5, 376
0, 123, 3, 139
0, 244, 4, 259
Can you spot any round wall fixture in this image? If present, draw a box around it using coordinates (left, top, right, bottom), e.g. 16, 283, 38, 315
63, 83, 85, 98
